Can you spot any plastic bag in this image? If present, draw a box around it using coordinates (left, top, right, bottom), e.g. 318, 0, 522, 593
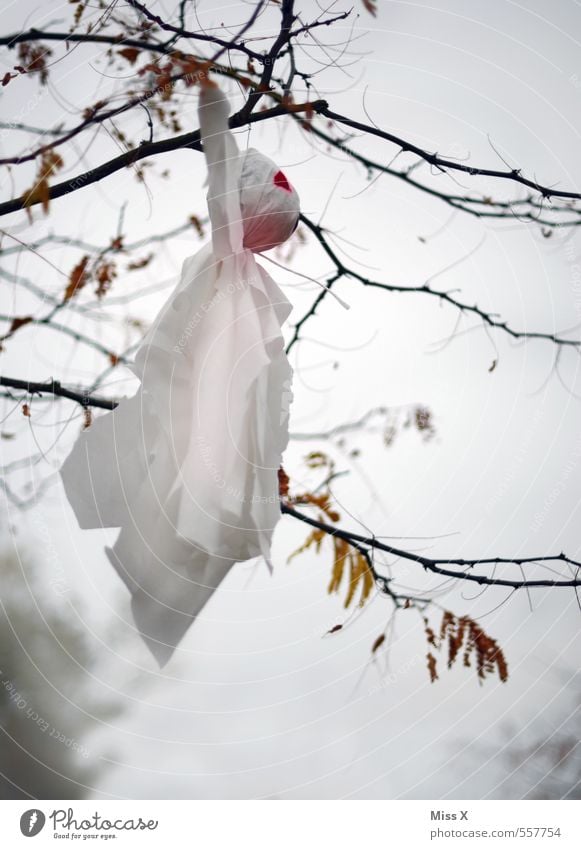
60, 84, 299, 665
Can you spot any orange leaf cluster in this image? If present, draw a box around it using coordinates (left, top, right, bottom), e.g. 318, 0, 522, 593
300, 491, 340, 522
288, 527, 326, 561
423, 610, 508, 684
139, 62, 175, 101
139, 54, 213, 101
64, 255, 119, 302
95, 260, 117, 299
288, 529, 374, 609
17, 43, 53, 84
287, 451, 375, 610
288, 451, 375, 607
328, 539, 374, 608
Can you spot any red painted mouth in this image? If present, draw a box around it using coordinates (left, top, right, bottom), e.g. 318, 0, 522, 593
273, 170, 292, 192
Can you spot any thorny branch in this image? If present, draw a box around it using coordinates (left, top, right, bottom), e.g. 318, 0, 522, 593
281, 503, 581, 591
316, 104, 581, 204
0, 101, 325, 218
286, 214, 581, 352
0, 376, 117, 410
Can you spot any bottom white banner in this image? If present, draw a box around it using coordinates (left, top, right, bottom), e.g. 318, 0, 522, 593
0, 800, 578, 848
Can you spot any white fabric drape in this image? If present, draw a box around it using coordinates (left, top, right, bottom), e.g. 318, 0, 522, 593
60, 84, 298, 666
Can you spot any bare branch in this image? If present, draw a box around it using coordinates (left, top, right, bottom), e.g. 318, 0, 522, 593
0, 100, 325, 218
0, 25, 264, 62
282, 503, 581, 590
0, 376, 117, 410
316, 103, 581, 203
288, 214, 581, 352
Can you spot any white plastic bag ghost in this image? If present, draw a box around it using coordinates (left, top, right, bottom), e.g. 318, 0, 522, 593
60, 83, 299, 666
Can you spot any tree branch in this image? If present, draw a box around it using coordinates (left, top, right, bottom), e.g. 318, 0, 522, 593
281, 503, 581, 589
287, 213, 581, 352
316, 103, 581, 203
0, 100, 325, 218
288, 112, 581, 229
0, 376, 118, 410
0, 25, 264, 61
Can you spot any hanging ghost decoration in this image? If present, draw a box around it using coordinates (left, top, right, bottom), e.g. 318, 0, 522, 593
60, 83, 300, 666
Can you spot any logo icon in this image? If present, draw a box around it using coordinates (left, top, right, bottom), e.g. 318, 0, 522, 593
19, 810, 45, 837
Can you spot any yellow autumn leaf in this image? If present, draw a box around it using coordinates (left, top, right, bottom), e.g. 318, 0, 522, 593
287, 528, 326, 562
23, 178, 50, 215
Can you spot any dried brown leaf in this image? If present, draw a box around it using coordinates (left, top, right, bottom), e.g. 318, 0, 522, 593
427, 652, 438, 683
371, 633, 386, 653
119, 47, 140, 65
64, 256, 90, 301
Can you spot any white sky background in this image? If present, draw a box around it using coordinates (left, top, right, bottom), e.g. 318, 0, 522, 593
1, 0, 581, 799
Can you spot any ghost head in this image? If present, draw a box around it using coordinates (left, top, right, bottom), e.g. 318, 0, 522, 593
239, 149, 300, 252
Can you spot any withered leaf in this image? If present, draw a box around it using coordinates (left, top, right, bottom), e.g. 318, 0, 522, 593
371, 634, 386, 653
64, 255, 90, 301
127, 254, 153, 271
95, 260, 117, 298
9, 316, 33, 334
427, 652, 438, 683
119, 47, 140, 65
189, 215, 205, 237
278, 466, 290, 499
